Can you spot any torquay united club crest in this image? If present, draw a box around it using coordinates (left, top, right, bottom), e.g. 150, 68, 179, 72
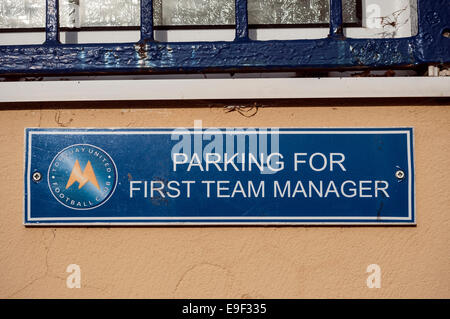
48, 144, 117, 210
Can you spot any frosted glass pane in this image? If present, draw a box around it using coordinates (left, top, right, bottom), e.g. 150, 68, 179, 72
59, 0, 161, 28
0, 0, 46, 28
249, 0, 329, 24
0, 0, 160, 28
162, 0, 235, 25
163, 0, 359, 26
61, 0, 141, 27
343, 0, 359, 24
0, 0, 359, 29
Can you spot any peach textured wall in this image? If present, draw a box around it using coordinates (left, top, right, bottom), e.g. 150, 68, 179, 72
0, 98, 449, 298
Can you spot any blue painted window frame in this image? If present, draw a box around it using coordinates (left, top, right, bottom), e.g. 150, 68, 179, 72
0, 0, 449, 75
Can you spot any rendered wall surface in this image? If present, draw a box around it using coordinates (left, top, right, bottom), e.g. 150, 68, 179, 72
0, 98, 449, 298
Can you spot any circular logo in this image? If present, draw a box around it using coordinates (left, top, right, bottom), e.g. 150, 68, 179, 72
48, 144, 117, 210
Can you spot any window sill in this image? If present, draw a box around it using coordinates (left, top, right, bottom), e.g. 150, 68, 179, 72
0, 77, 448, 103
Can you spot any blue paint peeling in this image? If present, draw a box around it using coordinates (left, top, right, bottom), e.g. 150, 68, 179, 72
0, 0, 449, 75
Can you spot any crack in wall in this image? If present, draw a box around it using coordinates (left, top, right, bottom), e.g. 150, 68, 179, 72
54, 111, 74, 127
173, 262, 234, 295
6, 229, 57, 298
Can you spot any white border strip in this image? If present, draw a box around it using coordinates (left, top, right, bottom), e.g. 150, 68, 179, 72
3, 77, 450, 102
25, 129, 414, 224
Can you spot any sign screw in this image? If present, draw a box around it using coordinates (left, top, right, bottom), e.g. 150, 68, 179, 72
395, 170, 405, 180
32, 172, 42, 182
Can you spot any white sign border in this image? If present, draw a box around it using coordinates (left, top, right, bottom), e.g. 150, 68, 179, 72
24, 128, 415, 225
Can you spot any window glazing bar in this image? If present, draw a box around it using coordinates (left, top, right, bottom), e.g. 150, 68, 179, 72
329, 0, 344, 37
141, 0, 154, 42
235, 0, 249, 41
45, 0, 60, 44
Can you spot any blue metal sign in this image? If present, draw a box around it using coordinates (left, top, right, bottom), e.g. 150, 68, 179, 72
24, 128, 415, 225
